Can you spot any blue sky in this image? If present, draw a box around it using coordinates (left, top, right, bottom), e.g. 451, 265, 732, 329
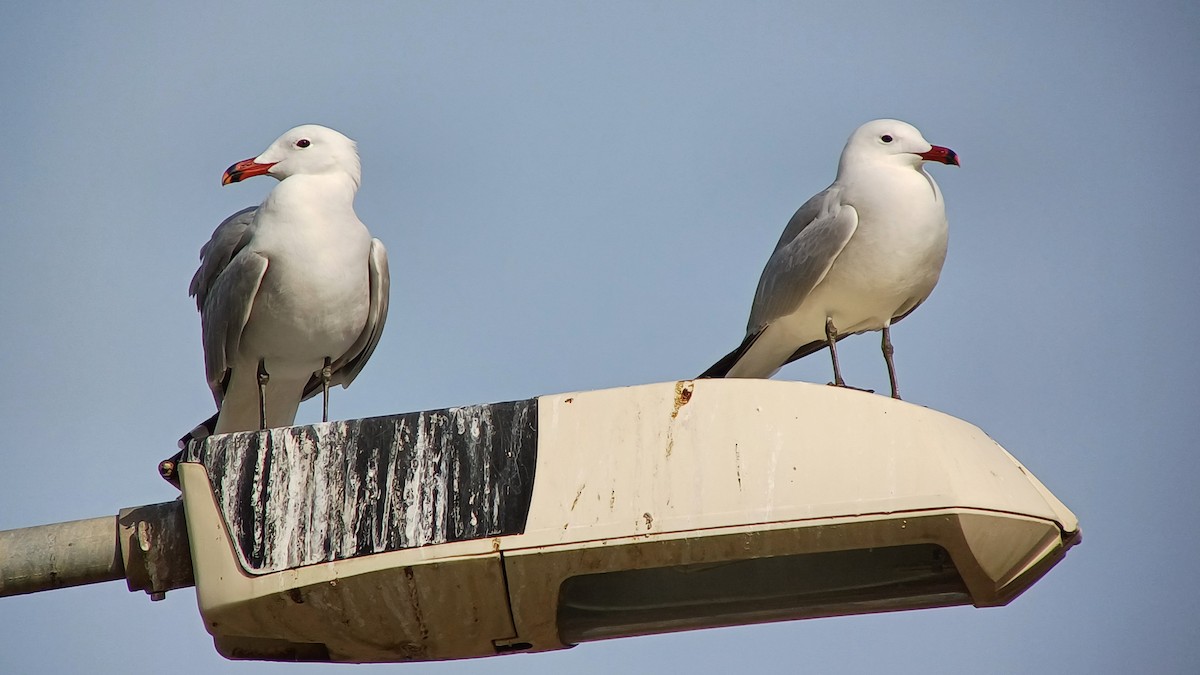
1, 2, 1197, 673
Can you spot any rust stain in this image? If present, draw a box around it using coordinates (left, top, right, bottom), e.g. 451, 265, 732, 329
670, 380, 694, 419
402, 567, 431, 642
667, 381, 695, 457
734, 442, 742, 490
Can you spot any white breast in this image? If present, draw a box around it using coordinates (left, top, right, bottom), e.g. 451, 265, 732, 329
238, 178, 374, 378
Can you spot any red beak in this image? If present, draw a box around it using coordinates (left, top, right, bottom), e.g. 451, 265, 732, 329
222, 158, 277, 185
918, 145, 960, 166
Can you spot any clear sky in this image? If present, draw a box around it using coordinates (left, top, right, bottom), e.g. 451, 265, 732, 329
1, 2, 1197, 673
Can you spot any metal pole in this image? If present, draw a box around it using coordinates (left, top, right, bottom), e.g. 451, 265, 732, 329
0, 500, 194, 599
118, 501, 195, 599
0, 515, 122, 597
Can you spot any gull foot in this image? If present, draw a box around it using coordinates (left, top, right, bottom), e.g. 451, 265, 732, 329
826, 382, 875, 394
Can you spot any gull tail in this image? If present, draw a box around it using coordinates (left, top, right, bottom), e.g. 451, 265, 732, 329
699, 328, 765, 378
177, 412, 218, 450
700, 327, 838, 379
782, 339, 830, 367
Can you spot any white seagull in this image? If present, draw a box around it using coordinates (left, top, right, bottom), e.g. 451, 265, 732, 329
181, 124, 389, 445
700, 119, 959, 399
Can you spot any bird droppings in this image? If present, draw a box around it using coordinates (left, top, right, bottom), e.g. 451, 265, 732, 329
642, 512, 654, 530
181, 399, 537, 574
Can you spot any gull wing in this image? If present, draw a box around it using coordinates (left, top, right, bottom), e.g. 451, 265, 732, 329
701, 187, 857, 378
190, 207, 267, 405
190, 207, 256, 312
746, 186, 858, 332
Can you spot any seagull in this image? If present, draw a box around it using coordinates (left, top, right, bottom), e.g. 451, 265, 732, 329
700, 119, 959, 399
179, 124, 389, 446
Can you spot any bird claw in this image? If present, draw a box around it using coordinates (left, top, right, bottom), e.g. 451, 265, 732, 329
321, 357, 332, 423
257, 359, 270, 430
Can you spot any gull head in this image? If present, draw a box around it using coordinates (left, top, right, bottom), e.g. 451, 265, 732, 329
838, 119, 959, 174
222, 124, 362, 188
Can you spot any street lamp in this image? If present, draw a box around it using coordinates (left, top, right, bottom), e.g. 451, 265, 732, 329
0, 379, 1080, 664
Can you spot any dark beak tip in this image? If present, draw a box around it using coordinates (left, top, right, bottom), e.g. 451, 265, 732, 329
918, 146, 958, 166
221, 158, 273, 185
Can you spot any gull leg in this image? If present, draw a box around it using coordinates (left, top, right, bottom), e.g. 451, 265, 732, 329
825, 317, 846, 387
882, 325, 901, 400
825, 317, 873, 394
256, 359, 270, 430
321, 357, 332, 423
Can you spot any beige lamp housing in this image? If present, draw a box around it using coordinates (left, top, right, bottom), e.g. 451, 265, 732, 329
176, 379, 1080, 663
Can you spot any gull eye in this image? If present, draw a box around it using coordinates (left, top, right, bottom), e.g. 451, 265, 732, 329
296, 139, 311, 148
880, 134, 894, 143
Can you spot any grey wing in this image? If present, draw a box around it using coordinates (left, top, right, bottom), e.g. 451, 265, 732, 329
191, 207, 267, 405
746, 187, 858, 331
303, 237, 391, 400
189, 207, 257, 310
